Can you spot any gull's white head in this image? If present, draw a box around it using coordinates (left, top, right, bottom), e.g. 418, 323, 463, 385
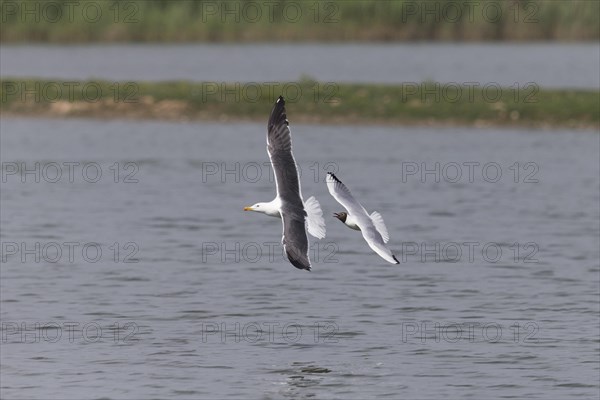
243, 201, 280, 217
244, 202, 267, 213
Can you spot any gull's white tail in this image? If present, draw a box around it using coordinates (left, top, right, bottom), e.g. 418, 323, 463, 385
304, 196, 326, 239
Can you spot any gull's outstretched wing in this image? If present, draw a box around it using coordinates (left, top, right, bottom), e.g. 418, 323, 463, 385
267, 96, 310, 271
326, 172, 366, 216
359, 223, 399, 264
370, 211, 390, 243
326, 173, 398, 264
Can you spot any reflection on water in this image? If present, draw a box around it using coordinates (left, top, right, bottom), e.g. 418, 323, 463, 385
1, 117, 598, 399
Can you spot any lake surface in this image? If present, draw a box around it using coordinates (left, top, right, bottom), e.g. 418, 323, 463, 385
1, 43, 599, 88
1, 117, 598, 399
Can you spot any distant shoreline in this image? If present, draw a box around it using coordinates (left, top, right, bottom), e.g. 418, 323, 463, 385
1, 79, 598, 130
2, 1, 598, 43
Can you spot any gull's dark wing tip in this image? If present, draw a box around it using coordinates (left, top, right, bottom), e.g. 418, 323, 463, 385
327, 172, 342, 183
392, 255, 400, 264
269, 96, 288, 131
286, 250, 311, 271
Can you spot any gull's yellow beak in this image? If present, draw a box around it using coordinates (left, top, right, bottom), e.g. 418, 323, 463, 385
243, 206, 253, 211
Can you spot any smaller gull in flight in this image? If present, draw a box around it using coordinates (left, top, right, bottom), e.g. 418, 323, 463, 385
244, 96, 326, 271
327, 172, 399, 264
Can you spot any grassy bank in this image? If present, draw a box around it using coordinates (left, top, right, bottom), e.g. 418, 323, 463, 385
1, 0, 599, 43
1, 78, 598, 129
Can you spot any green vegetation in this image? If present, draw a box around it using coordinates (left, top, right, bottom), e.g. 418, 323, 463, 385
1, 0, 598, 43
2, 78, 598, 129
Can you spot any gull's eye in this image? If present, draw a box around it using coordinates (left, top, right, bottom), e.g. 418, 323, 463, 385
256, 205, 260, 208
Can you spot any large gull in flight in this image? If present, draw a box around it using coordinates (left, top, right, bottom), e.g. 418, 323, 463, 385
327, 172, 399, 264
244, 96, 326, 271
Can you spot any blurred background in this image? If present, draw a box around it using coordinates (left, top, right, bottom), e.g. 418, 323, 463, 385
2, 0, 599, 42
1, 0, 599, 126
1, 1, 599, 399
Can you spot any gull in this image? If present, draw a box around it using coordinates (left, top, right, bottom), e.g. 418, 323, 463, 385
326, 172, 399, 264
244, 96, 326, 271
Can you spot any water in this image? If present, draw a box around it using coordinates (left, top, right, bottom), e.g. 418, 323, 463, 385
1, 117, 598, 399
1, 43, 599, 88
